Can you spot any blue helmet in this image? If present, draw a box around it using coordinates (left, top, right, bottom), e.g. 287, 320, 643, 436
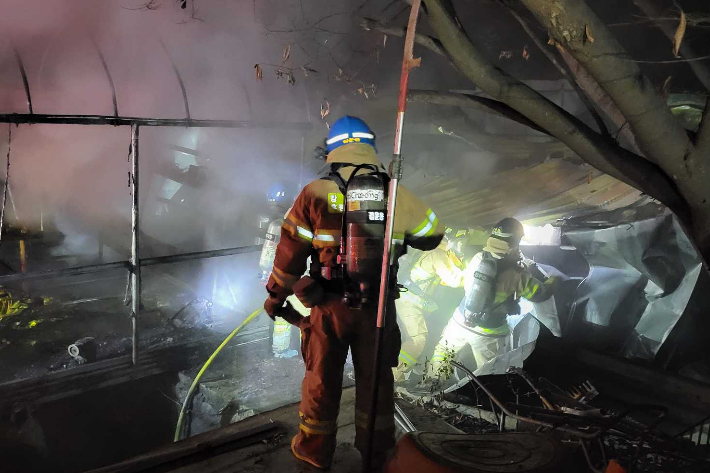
326, 116, 376, 153
267, 182, 293, 205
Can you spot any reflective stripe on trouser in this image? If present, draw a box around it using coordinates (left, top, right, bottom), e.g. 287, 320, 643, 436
293, 297, 401, 466
429, 316, 508, 376
393, 296, 428, 381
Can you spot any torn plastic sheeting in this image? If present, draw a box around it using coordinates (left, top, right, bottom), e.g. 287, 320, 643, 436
528, 295, 561, 337
575, 266, 643, 327
564, 213, 702, 360
474, 311, 540, 376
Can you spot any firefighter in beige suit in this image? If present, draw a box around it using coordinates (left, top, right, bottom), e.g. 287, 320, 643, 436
429, 218, 558, 376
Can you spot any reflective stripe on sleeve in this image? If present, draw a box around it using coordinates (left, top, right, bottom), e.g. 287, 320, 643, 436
520, 282, 541, 300
411, 209, 439, 238
271, 266, 300, 290
431, 352, 448, 362
398, 350, 417, 365
313, 230, 340, 248
493, 291, 511, 304
284, 215, 313, 243
296, 226, 314, 242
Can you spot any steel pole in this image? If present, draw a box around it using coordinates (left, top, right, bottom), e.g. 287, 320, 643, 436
363, 1, 422, 470
130, 124, 140, 366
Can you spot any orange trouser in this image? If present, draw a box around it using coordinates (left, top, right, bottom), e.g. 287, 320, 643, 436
293, 295, 401, 466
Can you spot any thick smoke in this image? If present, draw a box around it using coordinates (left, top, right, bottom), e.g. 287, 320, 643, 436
0, 0, 601, 312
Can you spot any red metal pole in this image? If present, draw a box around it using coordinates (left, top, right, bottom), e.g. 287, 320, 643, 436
363, 1, 422, 470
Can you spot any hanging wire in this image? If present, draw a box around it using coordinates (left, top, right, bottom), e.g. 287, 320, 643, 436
0, 124, 12, 250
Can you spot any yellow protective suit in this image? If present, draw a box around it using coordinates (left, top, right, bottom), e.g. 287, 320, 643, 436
394, 241, 465, 381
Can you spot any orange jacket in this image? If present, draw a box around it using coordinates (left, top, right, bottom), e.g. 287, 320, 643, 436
266, 143, 444, 301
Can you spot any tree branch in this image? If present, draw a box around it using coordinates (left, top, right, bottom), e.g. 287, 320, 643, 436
408, 89, 551, 136
519, 0, 692, 172
553, 43, 641, 153
633, 0, 710, 91
421, 0, 688, 220
360, 17, 446, 56
502, 3, 610, 138
521, 0, 709, 262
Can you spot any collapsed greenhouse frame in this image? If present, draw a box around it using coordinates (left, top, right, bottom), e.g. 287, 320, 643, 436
0, 49, 313, 366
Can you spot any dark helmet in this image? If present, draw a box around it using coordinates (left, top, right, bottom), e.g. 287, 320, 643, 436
491, 218, 525, 247
484, 218, 524, 257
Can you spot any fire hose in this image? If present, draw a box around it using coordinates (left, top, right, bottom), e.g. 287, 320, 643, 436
173, 307, 262, 442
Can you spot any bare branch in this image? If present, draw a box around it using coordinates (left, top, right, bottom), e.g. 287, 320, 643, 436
609, 14, 710, 28
121, 0, 162, 11
633, 0, 710, 89
422, 0, 688, 220
501, 3, 610, 137
626, 54, 710, 64
408, 90, 551, 136
360, 18, 446, 56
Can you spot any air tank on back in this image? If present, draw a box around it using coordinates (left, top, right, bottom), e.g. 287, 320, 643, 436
259, 218, 283, 282
464, 254, 498, 315
343, 173, 387, 306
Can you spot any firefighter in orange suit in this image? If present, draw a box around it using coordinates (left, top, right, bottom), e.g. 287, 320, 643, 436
263, 116, 444, 469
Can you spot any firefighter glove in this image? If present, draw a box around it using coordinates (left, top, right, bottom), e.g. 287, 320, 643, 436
274, 301, 305, 327
293, 277, 325, 308
264, 295, 286, 321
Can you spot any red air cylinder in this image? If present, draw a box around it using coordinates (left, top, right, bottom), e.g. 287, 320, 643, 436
343, 173, 386, 305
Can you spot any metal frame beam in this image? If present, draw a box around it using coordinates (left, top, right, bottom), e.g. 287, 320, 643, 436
0, 244, 261, 284
130, 124, 140, 365
0, 113, 312, 129
0, 107, 301, 369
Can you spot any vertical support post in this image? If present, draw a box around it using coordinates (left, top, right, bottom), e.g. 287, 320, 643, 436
130, 124, 141, 366
0, 125, 11, 252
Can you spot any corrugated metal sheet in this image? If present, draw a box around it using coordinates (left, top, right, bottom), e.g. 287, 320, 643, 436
402, 159, 645, 228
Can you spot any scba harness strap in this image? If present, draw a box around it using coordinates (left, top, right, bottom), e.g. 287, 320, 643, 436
317, 164, 390, 308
